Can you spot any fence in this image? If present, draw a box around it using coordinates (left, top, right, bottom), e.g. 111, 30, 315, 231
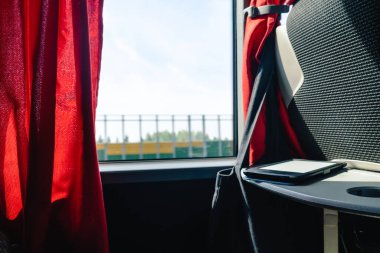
96, 114, 233, 161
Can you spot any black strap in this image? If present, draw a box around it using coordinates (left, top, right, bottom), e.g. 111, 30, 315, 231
235, 33, 276, 172
244, 5, 289, 19
233, 33, 276, 252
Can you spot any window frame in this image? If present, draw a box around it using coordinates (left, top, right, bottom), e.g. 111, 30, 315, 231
99, 0, 245, 181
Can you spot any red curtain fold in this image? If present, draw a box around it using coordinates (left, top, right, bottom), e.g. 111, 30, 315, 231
242, 0, 305, 164
0, 0, 109, 252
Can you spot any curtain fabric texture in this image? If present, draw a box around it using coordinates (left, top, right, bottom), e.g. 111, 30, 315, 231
242, 0, 304, 165
0, 0, 109, 252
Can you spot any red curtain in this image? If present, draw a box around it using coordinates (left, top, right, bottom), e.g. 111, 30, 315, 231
242, 0, 305, 164
0, 0, 109, 252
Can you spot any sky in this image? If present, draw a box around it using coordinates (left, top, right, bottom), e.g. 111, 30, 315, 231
96, 0, 233, 142
97, 0, 233, 116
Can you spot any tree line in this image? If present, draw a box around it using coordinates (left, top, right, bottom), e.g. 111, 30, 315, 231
97, 130, 227, 143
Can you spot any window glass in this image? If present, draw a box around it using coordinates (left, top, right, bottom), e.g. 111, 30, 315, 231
96, 0, 234, 161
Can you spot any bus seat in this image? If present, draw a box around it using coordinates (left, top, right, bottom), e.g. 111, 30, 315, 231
275, 0, 380, 163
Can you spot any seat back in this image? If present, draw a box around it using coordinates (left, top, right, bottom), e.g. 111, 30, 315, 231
275, 0, 380, 162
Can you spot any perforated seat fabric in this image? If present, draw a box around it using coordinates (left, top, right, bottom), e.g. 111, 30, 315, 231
286, 0, 380, 162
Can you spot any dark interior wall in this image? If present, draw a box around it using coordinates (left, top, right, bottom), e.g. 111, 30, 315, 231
102, 176, 325, 253
103, 179, 216, 253
245, 184, 324, 253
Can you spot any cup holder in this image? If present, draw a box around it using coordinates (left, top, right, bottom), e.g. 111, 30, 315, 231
347, 187, 380, 198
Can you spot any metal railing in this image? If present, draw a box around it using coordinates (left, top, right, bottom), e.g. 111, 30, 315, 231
95, 114, 233, 161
